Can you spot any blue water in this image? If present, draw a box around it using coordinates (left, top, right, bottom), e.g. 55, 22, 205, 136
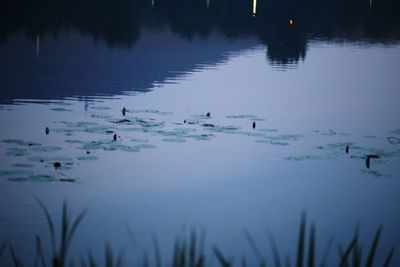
1, 1, 400, 266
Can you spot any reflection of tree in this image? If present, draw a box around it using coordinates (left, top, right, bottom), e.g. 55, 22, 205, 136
1, 0, 400, 66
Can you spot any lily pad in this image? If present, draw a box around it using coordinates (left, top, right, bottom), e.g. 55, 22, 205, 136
6, 147, 30, 156
30, 146, 62, 152
163, 138, 186, 143
50, 108, 72, 112
76, 156, 99, 161
11, 163, 34, 168
2, 139, 41, 147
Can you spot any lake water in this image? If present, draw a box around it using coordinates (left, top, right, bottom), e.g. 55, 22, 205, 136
1, 0, 400, 266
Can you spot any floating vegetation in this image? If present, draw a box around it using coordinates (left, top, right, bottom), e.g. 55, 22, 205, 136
58, 178, 78, 183
387, 136, 400, 144
130, 138, 149, 143
320, 129, 337, 136
284, 155, 322, 161
236, 131, 265, 137
2, 139, 40, 147
2, 107, 400, 181
185, 134, 215, 141
6, 147, 30, 156
76, 155, 99, 161
133, 144, 157, 150
163, 138, 186, 143
267, 134, 303, 142
390, 128, 400, 135
226, 114, 266, 122
361, 169, 391, 177
205, 125, 241, 133
8, 174, 58, 183
30, 146, 62, 153
90, 106, 111, 110
362, 135, 377, 139
270, 141, 290, 146
11, 163, 34, 168
226, 114, 258, 119
128, 109, 173, 116
49, 108, 72, 112
258, 128, 278, 133
0, 170, 33, 178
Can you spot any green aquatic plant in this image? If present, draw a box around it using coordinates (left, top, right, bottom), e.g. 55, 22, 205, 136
35, 197, 86, 267
1, 204, 396, 267
171, 231, 205, 267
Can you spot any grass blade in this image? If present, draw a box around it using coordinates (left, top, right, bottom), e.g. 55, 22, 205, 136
338, 236, 357, 267
34, 236, 47, 267
35, 197, 56, 257
105, 243, 113, 267
0, 241, 7, 257
152, 235, 162, 267
269, 235, 282, 267
243, 229, 263, 263
189, 231, 196, 267
308, 223, 315, 267
9, 243, 24, 267
297, 212, 307, 267
213, 247, 231, 267
319, 236, 334, 267
382, 247, 395, 267
67, 209, 87, 247
365, 226, 382, 267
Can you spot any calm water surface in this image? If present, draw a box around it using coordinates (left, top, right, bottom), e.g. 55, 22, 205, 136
1, 0, 400, 265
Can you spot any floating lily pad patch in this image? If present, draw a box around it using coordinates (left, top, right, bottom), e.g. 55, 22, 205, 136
362, 135, 377, 139
76, 155, 99, 161
270, 141, 290, 146
390, 129, 400, 135
11, 163, 34, 168
130, 138, 149, 143
163, 138, 186, 143
205, 125, 241, 133
2, 139, 41, 147
134, 144, 157, 150
266, 134, 304, 142
6, 147, 30, 156
128, 109, 172, 116
284, 155, 322, 161
50, 108, 72, 112
361, 169, 390, 178
90, 106, 111, 110
0, 170, 33, 178
226, 114, 265, 121
29, 145, 62, 152
258, 128, 278, 133
387, 136, 400, 145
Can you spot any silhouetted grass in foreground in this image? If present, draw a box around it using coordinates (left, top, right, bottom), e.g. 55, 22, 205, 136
0, 201, 396, 267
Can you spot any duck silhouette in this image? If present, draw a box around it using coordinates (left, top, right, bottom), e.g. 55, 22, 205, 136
252, 122, 256, 129
45, 127, 49, 135
122, 107, 127, 116
206, 112, 211, 117
113, 133, 117, 141
345, 145, 349, 154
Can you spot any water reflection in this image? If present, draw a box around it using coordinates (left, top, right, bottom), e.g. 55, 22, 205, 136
1, 0, 400, 101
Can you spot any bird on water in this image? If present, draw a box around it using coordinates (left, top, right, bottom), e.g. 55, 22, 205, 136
206, 112, 211, 117
113, 133, 117, 141
345, 145, 349, 154
45, 127, 49, 135
252, 122, 256, 129
122, 107, 127, 116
